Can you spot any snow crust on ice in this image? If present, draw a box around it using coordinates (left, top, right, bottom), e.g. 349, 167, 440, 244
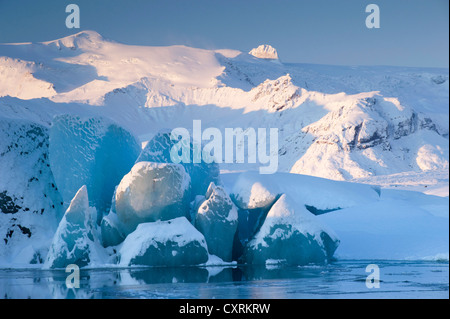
118, 217, 209, 267
232, 177, 279, 210
351, 169, 449, 197
227, 171, 380, 212
317, 196, 449, 260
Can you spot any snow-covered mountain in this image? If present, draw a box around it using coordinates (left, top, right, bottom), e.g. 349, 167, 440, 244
0, 31, 448, 266
1, 30, 447, 187
249, 44, 279, 60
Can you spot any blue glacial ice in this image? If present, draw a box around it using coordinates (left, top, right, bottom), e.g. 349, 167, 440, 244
114, 161, 191, 235
229, 174, 280, 255
136, 130, 221, 199
194, 182, 238, 262
44, 185, 106, 269
100, 186, 127, 247
242, 194, 340, 266
100, 211, 126, 248
49, 114, 141, 223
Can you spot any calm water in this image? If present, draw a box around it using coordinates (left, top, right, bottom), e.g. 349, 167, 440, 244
0, 260, 448, 299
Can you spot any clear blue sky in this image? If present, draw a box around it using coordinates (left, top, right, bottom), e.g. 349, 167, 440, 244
0, 0, 448, 67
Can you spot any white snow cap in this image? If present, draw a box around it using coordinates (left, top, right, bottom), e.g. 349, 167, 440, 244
249, 44, 279, 60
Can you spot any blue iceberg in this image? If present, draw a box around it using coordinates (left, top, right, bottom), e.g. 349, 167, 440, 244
136, 130, 221, 199
44, 186, 106, 269
242, 194, 339, 266
115, 161, 191, 235
49, 115, 140, 223
118, 217, 209, 267
194, 182, 238, 262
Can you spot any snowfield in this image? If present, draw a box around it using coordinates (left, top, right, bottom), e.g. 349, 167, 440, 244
0, 31, 448, 267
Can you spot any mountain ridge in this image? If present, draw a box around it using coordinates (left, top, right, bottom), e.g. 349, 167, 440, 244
0, 31, 448, 189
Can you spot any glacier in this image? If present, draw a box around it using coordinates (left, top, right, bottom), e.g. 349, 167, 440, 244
49, 114, 141, 224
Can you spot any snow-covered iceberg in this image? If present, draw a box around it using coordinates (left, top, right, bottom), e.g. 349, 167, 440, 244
227, 171, 380, 219
118, 217, 209, 267
222, 171, 449, 263
194, 182, 238, 262
229, 172, 281, 252
231, 174, 279, 210
137, 130, 221, 199
49, 114, 140, 223
242, 194, 339, 265
115, 161, 191, 235
44, 186, 106, 269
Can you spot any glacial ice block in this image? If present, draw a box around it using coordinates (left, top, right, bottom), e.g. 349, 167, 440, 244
136, 130, 221, 198
242, 194, 339, 266
100, 211, 126, 247
229, 173, 281, 252
194, 182, 238, 262
49, 114, 140, 223
115, 161, 191, 235
118, 217, 209, 267
44, 185, 106, 269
